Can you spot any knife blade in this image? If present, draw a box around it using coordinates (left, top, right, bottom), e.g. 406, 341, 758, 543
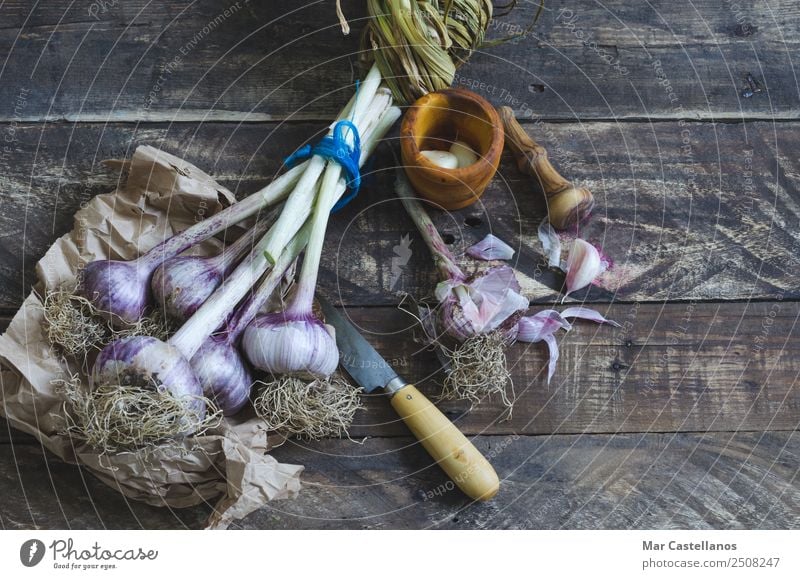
320, 297, 500, 501
322, 302, 400, 394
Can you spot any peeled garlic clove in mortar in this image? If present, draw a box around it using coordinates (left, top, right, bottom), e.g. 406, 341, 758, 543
421, 150, 459, 169
449, 140, 478, 168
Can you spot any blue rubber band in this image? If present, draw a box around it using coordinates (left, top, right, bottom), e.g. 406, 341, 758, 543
284, 119, 362, 213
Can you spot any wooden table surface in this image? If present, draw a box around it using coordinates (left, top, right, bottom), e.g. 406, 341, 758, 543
1, 1, 799, 529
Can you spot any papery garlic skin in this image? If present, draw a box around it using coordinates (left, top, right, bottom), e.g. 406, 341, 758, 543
436, 265, 529, 342
537, 219, 563, 269
243, 313, 339, 379
466, 233, 515, 261
560, 306, 620, 327
517, 310, 572, 342
516, 307, 620, 383
564, 238, 602, 298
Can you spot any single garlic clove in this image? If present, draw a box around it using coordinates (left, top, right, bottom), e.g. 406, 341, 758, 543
564, 238, 602, 298
449, 140, 478, 168
421, 150, 459, 169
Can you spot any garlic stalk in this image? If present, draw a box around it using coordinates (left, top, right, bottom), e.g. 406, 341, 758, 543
79, 161, 306, 326
171, 104, 398, 361
92, 98, 399, 414
243, 90, 401, 378
261, 65, 387, 264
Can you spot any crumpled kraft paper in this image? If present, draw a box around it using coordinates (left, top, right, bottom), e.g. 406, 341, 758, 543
0, 145, 303, 529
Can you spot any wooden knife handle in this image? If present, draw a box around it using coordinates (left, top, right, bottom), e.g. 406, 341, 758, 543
390, 384, 500, 501
498, 105, 594, 230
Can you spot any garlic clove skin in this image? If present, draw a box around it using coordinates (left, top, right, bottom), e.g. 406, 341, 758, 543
561, 306, 621, 327
466, 233, 515, 261
449, 140, 478, 168
79, 259, 152, 326
537, 219, 564, 269
151, 256, 224, 323
516, 310, 572, 342
421, 150, 459, 169
92, 336, 206, 431
191, 338, 253, 416
242, 313, 339, 380
564, 238, 602, 298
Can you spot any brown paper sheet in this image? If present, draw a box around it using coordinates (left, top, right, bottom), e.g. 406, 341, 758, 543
0, 146, 303, 529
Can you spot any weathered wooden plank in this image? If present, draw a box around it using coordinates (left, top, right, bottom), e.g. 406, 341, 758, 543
3, 300, 799, 439
1, 433, 797, 529
1, 120, 798, 309
0, 1, 798, 122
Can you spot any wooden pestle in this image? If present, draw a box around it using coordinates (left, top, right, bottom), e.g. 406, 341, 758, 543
499, 106, 594, 229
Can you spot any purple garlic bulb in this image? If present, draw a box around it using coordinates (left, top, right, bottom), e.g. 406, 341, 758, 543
151, 256, 226, 322
151, 223, 268, 323
79, 259, 153, 326
435, 265, 529, 343
242, 313, 339, 379
92, 336, 206, 431
190, 336, 253, 416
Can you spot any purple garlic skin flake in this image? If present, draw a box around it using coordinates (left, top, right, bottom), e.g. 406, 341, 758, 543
92, 335, 206, 424
152, 256, 225, 322
466, 234, 515, 261
436, 265, 529, 342
191, 337, 253, 416
80, 259, 152, 325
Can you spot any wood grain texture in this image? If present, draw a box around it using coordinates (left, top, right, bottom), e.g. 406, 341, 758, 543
1, 120, 799, 309
0, 433, 797, 529
0, 1, 798, 122
2, 300, 798, 440
1, 0, 799, 533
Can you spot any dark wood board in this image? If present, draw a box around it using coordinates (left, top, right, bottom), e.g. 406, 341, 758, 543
2, 299, 799, 440
1, 120, 799, 311
1, 0, 799, 533
1, 432, 797, 529
0, 1, 798, 122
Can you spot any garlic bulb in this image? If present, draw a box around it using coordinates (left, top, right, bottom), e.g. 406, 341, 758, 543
436, 265, 529, 342
242, 313, 339, 379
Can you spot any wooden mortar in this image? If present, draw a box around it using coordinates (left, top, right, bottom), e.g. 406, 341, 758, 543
401, 89, 504, 210
499, 106, 594, 229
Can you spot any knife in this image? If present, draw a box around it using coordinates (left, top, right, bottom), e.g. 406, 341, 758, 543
319, 297, 500, 501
